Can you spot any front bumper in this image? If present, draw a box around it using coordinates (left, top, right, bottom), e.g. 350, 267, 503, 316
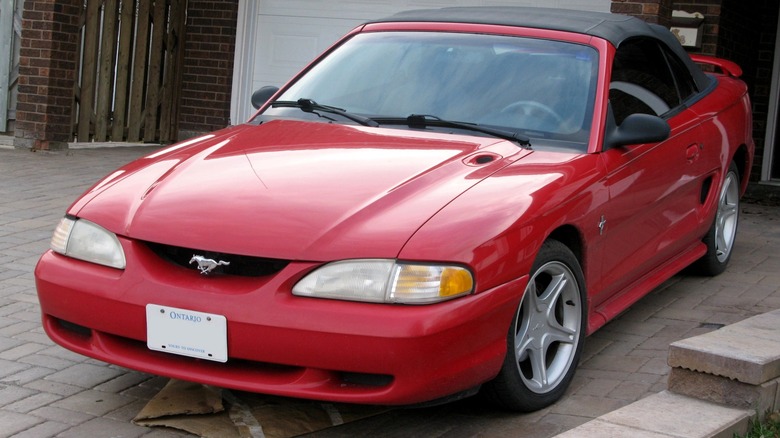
35, 240, 524, 405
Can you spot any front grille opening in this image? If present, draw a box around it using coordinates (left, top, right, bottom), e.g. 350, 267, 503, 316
145, 242, 289, 277
57, 318, 92, 338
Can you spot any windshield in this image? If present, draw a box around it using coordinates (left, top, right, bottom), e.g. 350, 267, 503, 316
259, 31, 599, 149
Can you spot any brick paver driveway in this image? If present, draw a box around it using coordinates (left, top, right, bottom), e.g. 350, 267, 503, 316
2, 146, 779, 437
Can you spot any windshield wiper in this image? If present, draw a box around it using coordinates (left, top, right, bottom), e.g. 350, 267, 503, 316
375, 114, 531, 147
271, 99, 379, 127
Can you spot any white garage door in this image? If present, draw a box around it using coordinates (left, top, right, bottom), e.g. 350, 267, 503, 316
231, 0, 611, 123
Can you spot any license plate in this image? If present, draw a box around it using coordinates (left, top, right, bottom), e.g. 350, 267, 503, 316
146, 304, 227, 362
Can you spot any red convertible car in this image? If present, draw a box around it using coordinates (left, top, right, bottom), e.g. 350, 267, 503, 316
35, 7, 753, 411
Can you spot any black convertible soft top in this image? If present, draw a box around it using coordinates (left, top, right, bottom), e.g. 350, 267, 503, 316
370, 7, 711, 91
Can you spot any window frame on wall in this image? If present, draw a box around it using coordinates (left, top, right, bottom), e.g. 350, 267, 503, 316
762, 8, 780, 184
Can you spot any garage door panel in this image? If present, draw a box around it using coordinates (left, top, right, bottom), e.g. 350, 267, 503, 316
259, 0, 468, 21
252, 16, 361, 90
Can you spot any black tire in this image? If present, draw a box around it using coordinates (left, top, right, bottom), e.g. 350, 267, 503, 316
691, 161, 740, 276
483, 239, 586, 412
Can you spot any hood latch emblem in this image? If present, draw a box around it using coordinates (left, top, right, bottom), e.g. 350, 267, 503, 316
189, 255, 230, 275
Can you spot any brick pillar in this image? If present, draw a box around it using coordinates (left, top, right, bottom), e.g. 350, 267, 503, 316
611, 0, 674, 27
178, 0, 239, 140
14, 0, 81, 150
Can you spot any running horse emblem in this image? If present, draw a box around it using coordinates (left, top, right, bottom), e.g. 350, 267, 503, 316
189, 255, 230, 275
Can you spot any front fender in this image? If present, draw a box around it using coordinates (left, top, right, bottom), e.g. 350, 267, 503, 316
398, 151, 607, 293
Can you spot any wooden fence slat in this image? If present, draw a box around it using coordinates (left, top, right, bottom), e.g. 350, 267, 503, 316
95, 0, 119, 141
127, 0, 152, 142
159, 0, 183, 142
71, 5, 84, 137
77, 0, 101, 142
143, 0, 167, 143
73, 0, 184, 144
169, 8, 186, 143
111, 0, 135, 141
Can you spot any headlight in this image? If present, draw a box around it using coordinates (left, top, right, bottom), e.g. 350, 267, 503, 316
292, 259, 473, 304
50, 217, 126, 269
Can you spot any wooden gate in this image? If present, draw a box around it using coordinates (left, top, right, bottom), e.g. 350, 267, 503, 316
73, 0, 186, 143
0, 0, 21, 133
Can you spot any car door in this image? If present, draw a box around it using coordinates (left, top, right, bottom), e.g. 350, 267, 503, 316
591, 37, 707, 309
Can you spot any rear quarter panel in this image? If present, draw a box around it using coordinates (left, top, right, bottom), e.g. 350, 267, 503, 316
688, 75, 754, 190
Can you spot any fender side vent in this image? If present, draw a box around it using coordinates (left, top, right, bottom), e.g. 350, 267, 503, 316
700, 175, 713, 204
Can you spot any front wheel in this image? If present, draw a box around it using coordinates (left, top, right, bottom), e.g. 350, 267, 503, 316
483, 239, 586, 412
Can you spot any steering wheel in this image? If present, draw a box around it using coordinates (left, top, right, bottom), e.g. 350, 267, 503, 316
500, 100, 563, 126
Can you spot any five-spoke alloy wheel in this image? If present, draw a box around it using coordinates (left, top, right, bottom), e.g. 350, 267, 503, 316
694, 161, 741, 275
484, 239, 586, 411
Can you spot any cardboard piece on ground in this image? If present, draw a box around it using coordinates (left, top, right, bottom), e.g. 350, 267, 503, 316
225, 391, 389, 437
135, 411, 240, 438
134, 379, 224, 419
133, 379, 388, 438
133, 379, 237, 437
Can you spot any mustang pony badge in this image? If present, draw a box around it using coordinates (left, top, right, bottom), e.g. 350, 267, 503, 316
189, 255, 230, 275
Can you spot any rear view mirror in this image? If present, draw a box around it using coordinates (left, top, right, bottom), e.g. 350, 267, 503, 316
251, 86, 280, 109
604, 113, 670, 150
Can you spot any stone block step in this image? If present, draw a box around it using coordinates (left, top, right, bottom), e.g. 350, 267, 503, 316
668, 309, 780, 385
556, 391, 752, 438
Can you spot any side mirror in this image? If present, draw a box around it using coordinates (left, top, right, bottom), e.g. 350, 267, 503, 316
251, 86, 280, 109
604, 113, 670, 150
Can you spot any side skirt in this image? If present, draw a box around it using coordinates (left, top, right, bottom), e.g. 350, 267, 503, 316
587, 241, 707, 335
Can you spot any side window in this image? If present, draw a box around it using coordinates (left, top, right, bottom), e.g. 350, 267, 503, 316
663, 48, 698, 102
609, 38, 681, 124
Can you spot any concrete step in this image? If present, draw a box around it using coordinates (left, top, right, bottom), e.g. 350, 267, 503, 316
556, 391, 752, 438
667, 308, 780, 414
557, 309, 780, 437
668, 308, 780, 385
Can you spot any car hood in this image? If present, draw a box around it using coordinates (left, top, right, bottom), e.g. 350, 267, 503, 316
71, 120, 527, 261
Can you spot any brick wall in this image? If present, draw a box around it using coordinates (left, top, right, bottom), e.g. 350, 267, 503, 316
614, 0, 780, 183
177, 0, 239, 140
14, 0, 80, 150
611, 0, 674, 26
672, 0, 778, 181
